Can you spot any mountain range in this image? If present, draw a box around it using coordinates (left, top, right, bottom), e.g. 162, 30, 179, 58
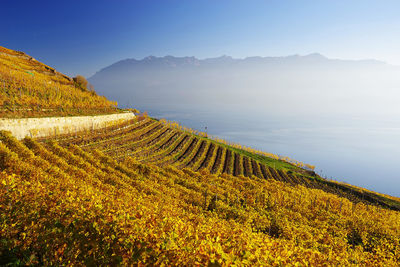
91, 53, 389, 76
88, 53, 400, 116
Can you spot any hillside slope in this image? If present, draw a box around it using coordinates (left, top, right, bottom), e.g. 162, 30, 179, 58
0, 128, 399, 265
47, 117, 400, 211
0, 46, 399, 265
0, 46, 118, 118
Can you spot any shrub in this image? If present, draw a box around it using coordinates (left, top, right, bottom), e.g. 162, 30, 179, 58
73, 75, 89, 91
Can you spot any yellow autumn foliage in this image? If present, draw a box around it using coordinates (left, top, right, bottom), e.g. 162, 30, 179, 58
0, 46, 118, 117
0, 130, 399, 266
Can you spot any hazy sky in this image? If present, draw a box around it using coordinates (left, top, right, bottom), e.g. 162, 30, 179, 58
2, 0, 400, 77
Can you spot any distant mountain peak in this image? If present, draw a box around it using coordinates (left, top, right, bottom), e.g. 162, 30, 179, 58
220, 55, 233, 59
143, 55, 157, 61
304, 53, 326, 59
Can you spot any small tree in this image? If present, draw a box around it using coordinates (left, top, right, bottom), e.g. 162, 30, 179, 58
73, 75, 88, 91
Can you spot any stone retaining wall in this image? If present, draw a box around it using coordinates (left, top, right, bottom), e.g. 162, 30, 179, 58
0, 112, 135, 140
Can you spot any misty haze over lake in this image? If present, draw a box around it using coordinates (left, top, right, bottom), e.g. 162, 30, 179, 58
89, 54, 400, 197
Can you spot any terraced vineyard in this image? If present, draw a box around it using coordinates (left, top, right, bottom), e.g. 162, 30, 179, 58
1, 125, 400, 265
53, 117, 310, 182
47, 117, 400, 210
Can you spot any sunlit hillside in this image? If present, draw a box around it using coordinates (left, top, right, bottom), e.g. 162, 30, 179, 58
0, 46, 117, 117
1, 124, 399, 265
0, 47, 399, 266
47, 116, 400, 211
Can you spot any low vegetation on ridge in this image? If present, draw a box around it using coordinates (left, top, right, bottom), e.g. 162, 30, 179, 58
0, 46, 118, 118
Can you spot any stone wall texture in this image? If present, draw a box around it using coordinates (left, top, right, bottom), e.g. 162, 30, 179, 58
0, 112, 135, 140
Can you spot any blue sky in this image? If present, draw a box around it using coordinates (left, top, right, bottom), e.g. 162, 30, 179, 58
2, 0, 400, 77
